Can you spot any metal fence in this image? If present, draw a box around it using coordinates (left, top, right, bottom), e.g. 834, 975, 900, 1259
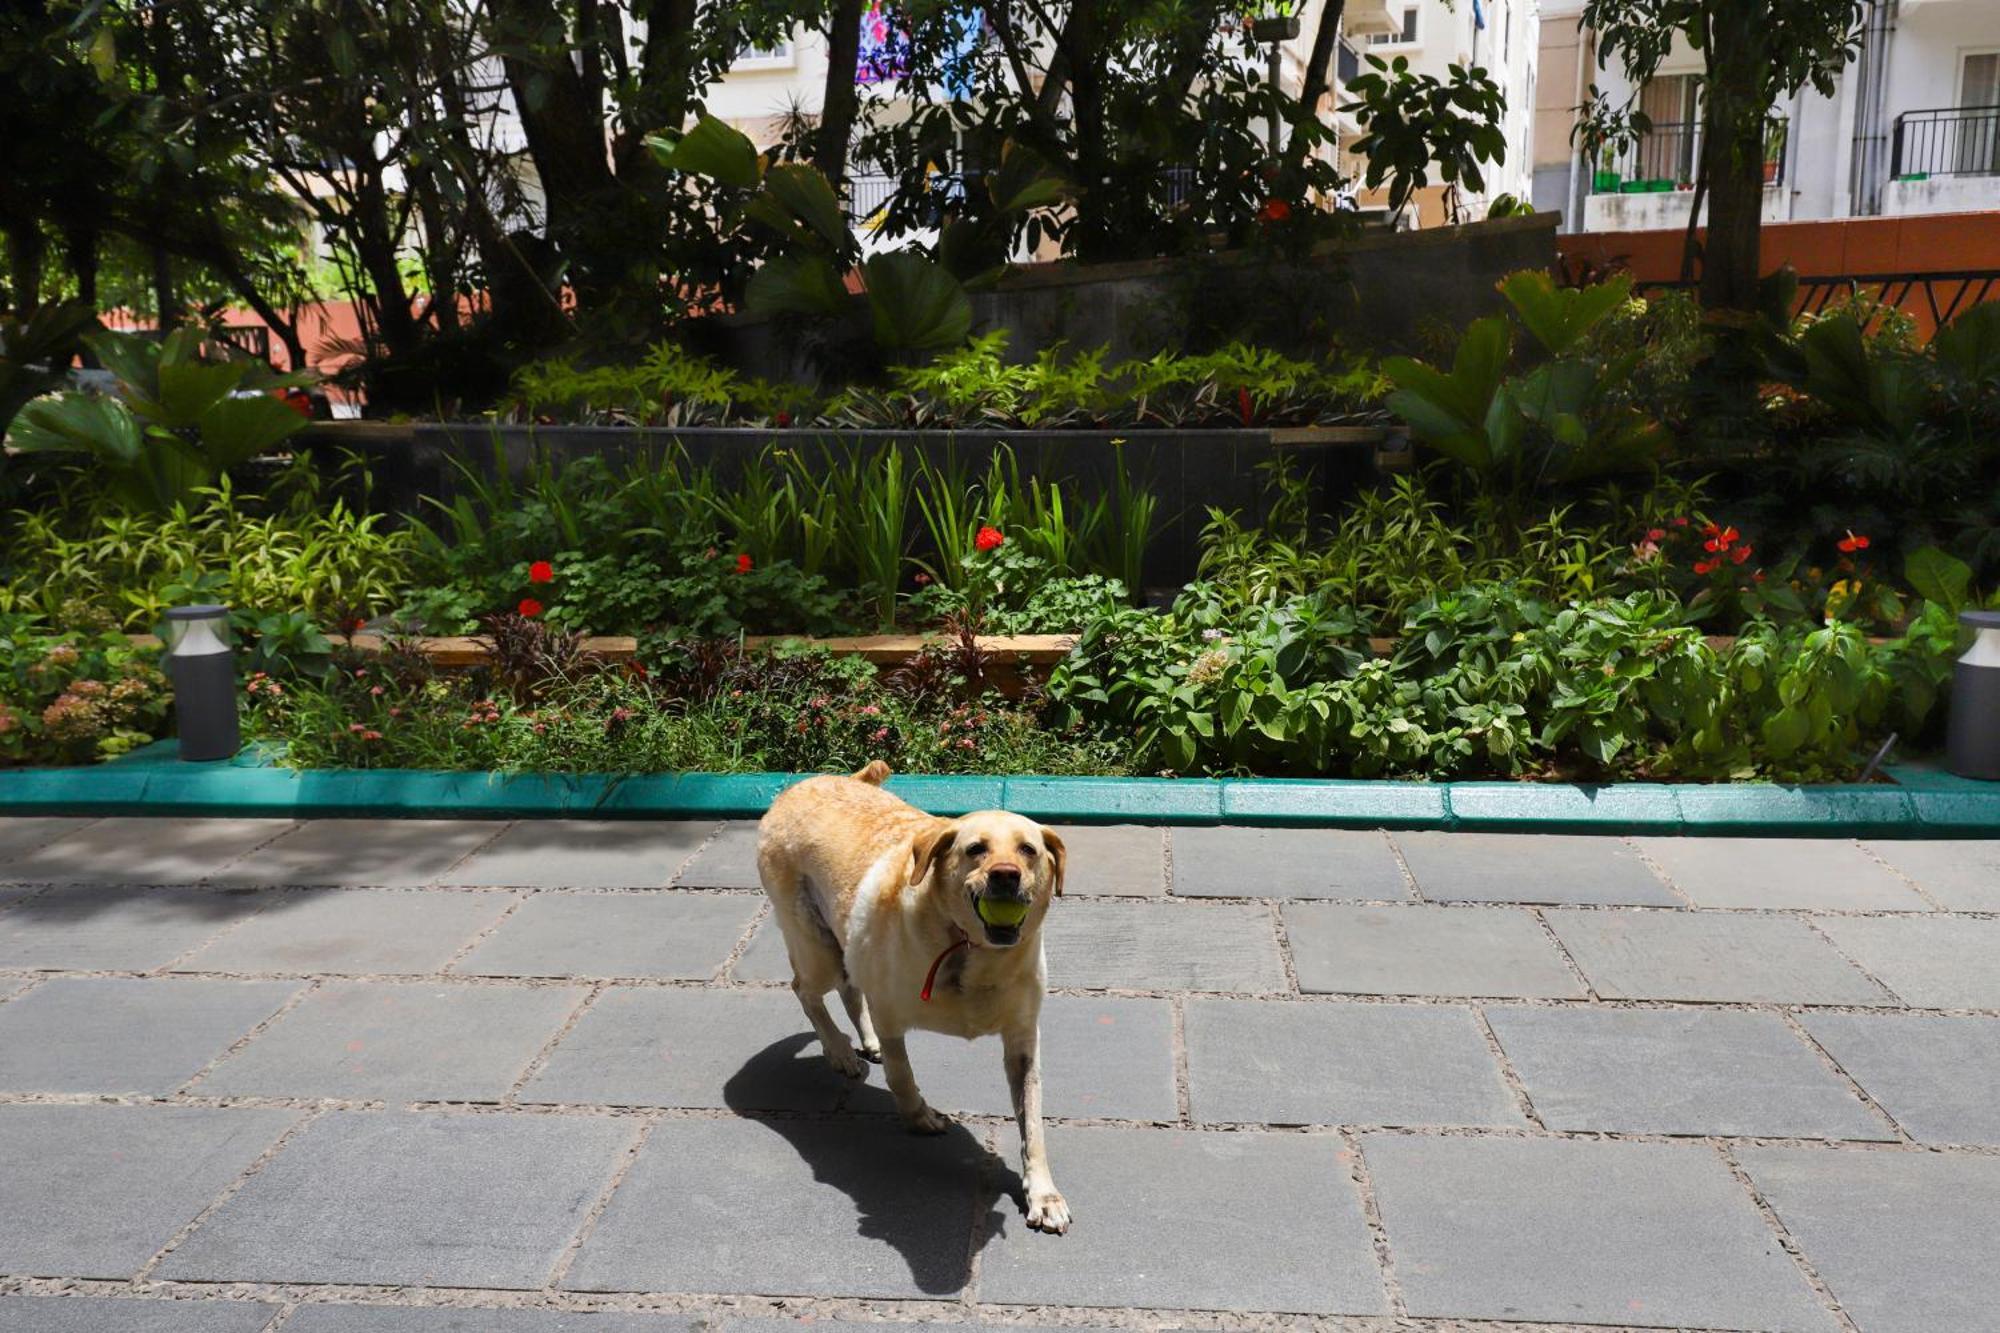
1593, 119, 1787, 193
1891, 106, 2000, 179
1636, 269, 2000, 332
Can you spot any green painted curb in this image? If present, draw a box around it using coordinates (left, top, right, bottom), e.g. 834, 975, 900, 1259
3, 743, 1998, 835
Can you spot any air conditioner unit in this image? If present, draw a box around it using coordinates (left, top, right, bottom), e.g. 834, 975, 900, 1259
1345, 0, 1401, 38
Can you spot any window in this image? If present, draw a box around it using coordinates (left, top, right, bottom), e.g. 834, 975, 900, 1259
1367, 5, 1419, 47
732, 38, 794, 70
1958, 52, 2000, 174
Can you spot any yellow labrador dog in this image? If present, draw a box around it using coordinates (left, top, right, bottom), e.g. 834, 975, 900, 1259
756, 760, 1071, 1234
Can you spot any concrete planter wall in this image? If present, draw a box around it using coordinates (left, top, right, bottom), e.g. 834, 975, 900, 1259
300, 421, 1395, 589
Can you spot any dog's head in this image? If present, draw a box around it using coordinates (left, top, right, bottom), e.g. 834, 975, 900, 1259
909, 810, 1065, 948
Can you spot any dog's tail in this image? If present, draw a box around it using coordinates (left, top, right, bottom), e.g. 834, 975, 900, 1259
852, 760, 893, 786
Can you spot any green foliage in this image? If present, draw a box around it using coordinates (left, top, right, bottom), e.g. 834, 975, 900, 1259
1341, 56, 1510, 222
0, 301, 95, 437
1384, 272, 1669, 502
6, 329, 308, 512
0, 616, 172, 766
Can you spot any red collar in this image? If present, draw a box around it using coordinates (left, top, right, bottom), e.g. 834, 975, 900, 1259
921, 936, 972, 1002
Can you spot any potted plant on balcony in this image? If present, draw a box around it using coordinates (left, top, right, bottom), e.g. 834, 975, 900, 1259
1592, 142, 1621, 193
1763, 121, 1787, 184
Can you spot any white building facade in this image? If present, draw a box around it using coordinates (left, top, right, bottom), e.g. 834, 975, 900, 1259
1536, 0, 2000, 233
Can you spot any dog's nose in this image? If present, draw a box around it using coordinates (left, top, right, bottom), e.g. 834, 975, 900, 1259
986, 863, 1024, 893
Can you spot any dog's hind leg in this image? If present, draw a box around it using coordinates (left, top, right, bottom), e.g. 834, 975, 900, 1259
837, 981, 882, 1062
758, 851, 867, 1078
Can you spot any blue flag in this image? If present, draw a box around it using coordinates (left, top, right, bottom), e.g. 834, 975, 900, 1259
1474, 0, 1486, 28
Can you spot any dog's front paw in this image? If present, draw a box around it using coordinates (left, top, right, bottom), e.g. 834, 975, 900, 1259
904, 1104, 951, 1135
823, 1036, 867, 1079
858, 1042, 883, 1063
1026, 1188, 1071, 1234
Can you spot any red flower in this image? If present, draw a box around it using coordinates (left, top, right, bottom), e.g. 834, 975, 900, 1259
1646, 528, 1666, 542
1753, 571, 1768, 583
775, 410, 792, 428
974, 526, 1005, 552
914, 572, 933, 586
1731, 544, 1753, 565
518, 598, 544, 617
1257, 198, 1292, 223
1838, 530, 1871, 553
1237, 386, 1254, 425
275, 388, 312, 418
735, 553, 754, 574
528, 560, 555, 584
1671, 517, 1690, 527
1693, 558, 1720, 576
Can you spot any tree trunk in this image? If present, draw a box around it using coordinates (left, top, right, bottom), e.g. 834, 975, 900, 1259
816, 0, 866, 186
152, 243, 180, 330
1696, 5, 1768, 315
64, 226, 97, 310
1284, 0, 1347, 176
5, 222, 45, 314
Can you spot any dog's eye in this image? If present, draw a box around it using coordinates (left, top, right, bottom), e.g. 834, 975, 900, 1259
964, 841, 988, 858
1019, 843, 1039, 860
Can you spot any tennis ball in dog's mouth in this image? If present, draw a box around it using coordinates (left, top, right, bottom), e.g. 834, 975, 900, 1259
975, 896, 1030, 929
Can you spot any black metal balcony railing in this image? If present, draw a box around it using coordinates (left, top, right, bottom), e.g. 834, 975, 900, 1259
1590, 119, 1787, 194
1891, 106, 2000, 179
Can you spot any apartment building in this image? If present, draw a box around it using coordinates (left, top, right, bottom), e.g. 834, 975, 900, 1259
1536, 0, 2000, 233
702, 1, 1542, 232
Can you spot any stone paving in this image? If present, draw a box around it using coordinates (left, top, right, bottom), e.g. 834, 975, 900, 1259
0, 817, 1996, 1332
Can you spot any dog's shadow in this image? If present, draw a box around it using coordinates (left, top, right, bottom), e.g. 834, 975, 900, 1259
722, 1034, 1025, 1296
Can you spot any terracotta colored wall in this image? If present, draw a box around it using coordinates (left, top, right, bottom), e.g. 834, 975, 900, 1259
1555, 212, 2000, 336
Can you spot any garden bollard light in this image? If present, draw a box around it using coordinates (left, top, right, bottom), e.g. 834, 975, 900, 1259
163, 605, 241, 762
1946, 609, 2000, 781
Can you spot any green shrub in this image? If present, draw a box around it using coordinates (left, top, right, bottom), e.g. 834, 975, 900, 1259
0, 614, 172, 767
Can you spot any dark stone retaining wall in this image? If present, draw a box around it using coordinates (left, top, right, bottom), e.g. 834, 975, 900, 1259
299, 423, 1394, 590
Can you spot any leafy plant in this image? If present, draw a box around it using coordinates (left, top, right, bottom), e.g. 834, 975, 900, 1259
6, 329, 310, 512
1341, 55, 1509, 223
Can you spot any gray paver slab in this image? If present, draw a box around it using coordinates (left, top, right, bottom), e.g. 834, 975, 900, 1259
1286, 903, 1584, 998
1637, 837, 1926, 910
0, 1296, 278, 1332
0, 817, 96, 866
208, 820, 506, 887
283, 1307, 700, 1332
844, 995, 1177, 1121
1741, 1146, 2000, 1333
1809, 915, 2000, 1009
0, 976, 33, 1002
1801, 1012, 2000, 1144
523, 987, 848, 1111
199, 980, 584, 1102
671, 821, 763, 888
1169, 826, 1406, 899
445, 821, 717, 888
9, 817, 292, 884
1546, 909, 1893, 1005
455, 891, 759, 980
180, 889, 518, 975
0, 1103, 296, 1278
1185, 998, 1521, 1127
977, 1126, 1384, 1313
1362, 1134, 1835, 1329
565, 1114, 981, 1299
1395, 832, 1677, 906
1042, 823, 1168, 896
1043, 899, 1287, 993
730, 916, 792, 983
1860, 839, 2000, 910
1486, 1006, 1890, 1140
159, 1110, 632, 1288
0, 887, 266, 971
724, 1322, 1119, 1333
0, 976, 297, 1095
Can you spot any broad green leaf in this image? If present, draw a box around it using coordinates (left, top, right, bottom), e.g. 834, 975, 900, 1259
1934, 301, 2000, 386
1499, 270, 1631, 356
864, 251, 972, 355
196, 394, 308, 469
1905, 546, 1972, 614
145, 360, 247, 428
650, 114, 760, 189
745, 254, 851, 318
81, 328, 162, 398
6, 392, 143, 463
762, 163, 851, 253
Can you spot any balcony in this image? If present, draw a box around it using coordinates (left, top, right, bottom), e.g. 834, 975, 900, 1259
1883, 106, 2000, 217
1583, 119, 1791, 233
1344, 0, 1401, 38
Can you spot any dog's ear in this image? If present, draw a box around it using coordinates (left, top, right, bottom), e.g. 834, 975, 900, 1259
1040, 827, 1066, 897
909, 821, 958, 887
